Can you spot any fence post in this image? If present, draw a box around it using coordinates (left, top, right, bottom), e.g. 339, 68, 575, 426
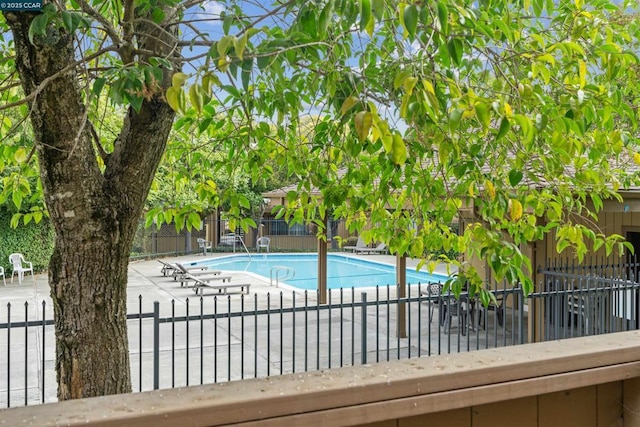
518, 286, 525, 344
153, 301, 160, 390
361, 292, 367, 365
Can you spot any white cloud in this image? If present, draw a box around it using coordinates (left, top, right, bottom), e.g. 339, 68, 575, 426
197, 1, 224, 19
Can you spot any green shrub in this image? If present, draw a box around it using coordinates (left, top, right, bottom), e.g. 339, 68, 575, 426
0, 210, 55, 273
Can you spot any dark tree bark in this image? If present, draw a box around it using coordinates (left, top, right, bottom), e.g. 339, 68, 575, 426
5, 10, 179, 399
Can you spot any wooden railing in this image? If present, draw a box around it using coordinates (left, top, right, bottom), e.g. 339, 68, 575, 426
3, 331, 640, 426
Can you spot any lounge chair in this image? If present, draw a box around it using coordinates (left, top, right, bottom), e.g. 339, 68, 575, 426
187, 273, 251, 296
179, 271, 228, 287
343, 236, 367, 252
9, 253, 34, 284
158, 260, 178, 276
353, 243, 387, 255
172, 262, 213, 281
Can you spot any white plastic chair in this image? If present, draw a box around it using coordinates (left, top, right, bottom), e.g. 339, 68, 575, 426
197, 238, 212, 255
257, 236, 270, 253
9, 253, 34, 284
0, 266, 5, 286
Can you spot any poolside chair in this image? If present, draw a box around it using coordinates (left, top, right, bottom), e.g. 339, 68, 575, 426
343, 236, 367, 252
172, 262, 213, 281
440, 294, 473, 335
9, 253, 34, 284
187, 273, 251, 296
179, 271, 230, 287
354, 243, 387, 255
158, 260, 178, 276
197, 238, 212, 255
257, 236, 270, 253
421, 283, 444, 324
0, 266, 5, 286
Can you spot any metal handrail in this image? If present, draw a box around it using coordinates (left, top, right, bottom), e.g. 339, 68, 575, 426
237, 236, 252, 260
270, 266, 295, 287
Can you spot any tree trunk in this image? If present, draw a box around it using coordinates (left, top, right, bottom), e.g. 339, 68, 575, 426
6, 10, 178, 399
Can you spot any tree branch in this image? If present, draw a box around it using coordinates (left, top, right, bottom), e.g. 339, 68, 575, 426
237, 0, 297, 37
76, 0, 123, 49
0, 45, 119, 113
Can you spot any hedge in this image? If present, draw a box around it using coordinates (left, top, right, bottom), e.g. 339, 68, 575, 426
0, 211, 55, 273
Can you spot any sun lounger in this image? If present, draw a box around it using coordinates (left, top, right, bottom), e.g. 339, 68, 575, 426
186, 273, 251, 295
171, 262, 210, 280
353, 243, 387, 255
343, 236, 367, 252
158, 260, 178, 276
179, 272, 230, 287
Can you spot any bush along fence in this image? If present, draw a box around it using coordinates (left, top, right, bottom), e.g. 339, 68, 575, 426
2, 276, 639, 408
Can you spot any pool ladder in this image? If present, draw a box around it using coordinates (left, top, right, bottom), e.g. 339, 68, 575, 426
270, 266, 295, 287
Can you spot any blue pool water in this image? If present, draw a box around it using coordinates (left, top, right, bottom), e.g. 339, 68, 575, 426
198, 254, 447, 290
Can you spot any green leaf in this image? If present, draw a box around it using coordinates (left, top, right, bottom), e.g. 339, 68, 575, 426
393, 70, 412, 90
403, 4, 418, 41
598, 43, 621, 54
12, 190, 23, 210
14, 147, 27, 163
202, 73, 220, 95
495, 118, 510, 141
234, 34, 247, 60
217, 35, 233, 58
189, 85, 203, 114
475, 103, 490, 132
319, 1, 333, 36
391, 132, 407, 165
360, 0, 372, 32
447, 38, 463, 66
61, 11, 74, 32
355, 111, 372, 142
372, 0, 384, 20
448, 107, 463, 131
91, 77, 107, 96
10, 213, 21, 229
437, 1, 448, 34
127, 93, 143, 113
166, 86, 181, 112
403, 76, 418, 95
238, 195, 251, 209
241, 58, 253, 90
187, 212, 201, 231
508, 169, 523, 186
171, 72, 188, 88
151, 7, 165, 24
28, 14, 49, 45
340, 96, 360, 116
299, 7, 317, 36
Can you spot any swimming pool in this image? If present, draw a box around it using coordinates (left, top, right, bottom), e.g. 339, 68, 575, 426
199, 254, 448, 290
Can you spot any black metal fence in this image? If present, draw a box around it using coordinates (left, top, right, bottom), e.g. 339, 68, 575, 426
538, 258, 640, 340
3, 273, 639, 408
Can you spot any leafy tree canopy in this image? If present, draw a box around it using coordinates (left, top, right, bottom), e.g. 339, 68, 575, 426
3, 0, 640, 296
3, 0, 640, 282
2, 0, 640, 398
